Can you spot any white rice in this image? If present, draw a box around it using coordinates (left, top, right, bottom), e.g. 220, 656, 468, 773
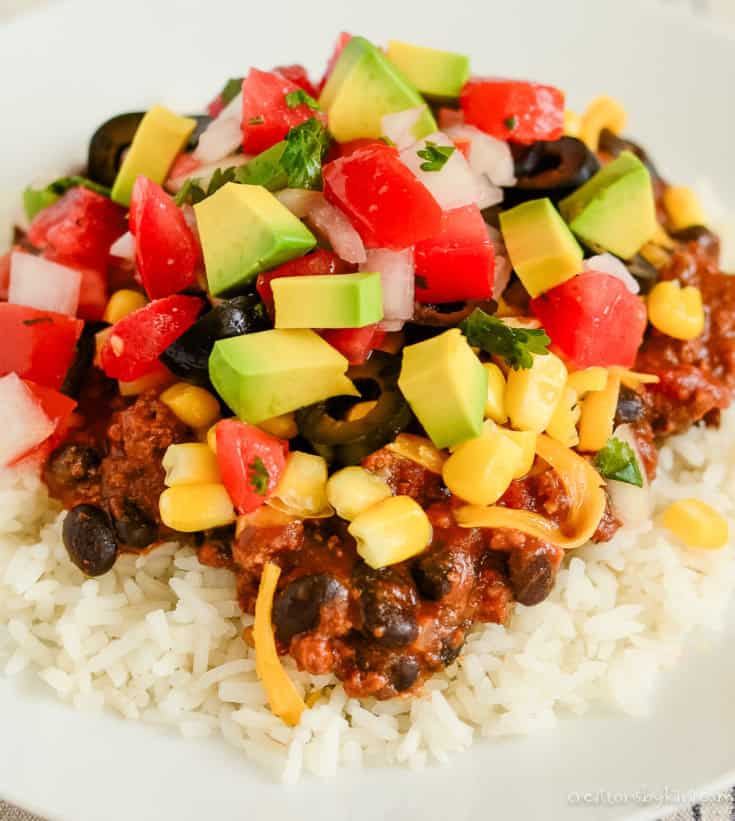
1, 409, 735, 782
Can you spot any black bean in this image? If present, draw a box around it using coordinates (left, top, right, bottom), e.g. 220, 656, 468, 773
273, 574, 346, 644
509, 548, 556, 606
113, 499, 158, 549
47, 444, 101, 486
615, 386, 645, 426
413, 551, 455, 601
357, 566, 419, 648
62, 505, 118, 577
389, 656, 421, 692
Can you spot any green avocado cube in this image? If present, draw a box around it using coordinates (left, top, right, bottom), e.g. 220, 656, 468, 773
386, 40, 470, 99
272, 273, 384, 329
195, 183, 316, 296
319, 36, 437, 143
559, 151, 657, 259
209, 329, 359, 424
499, 198, 583, 298
398, 328, 487, 449
111, 106, 196, 206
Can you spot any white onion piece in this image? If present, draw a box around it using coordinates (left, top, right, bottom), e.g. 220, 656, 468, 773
194, 92, 243, 164
378, 319, 405, 332
400, 132, 489, 212
0, 373, 55, 467
444, 124, 516, 187
9, 252, 81, 316
180, 205, 200, 242
360, 248, 414, 322
110, 231, 135, 261
584, 254, 640, 294
307, 197, 367, 265
486, 226, 513, 299
606, 423, 651, 527
381, 107, 426, 150
167, 154, 249, 193
276, 188, 325, 218
475, 176, 504, 210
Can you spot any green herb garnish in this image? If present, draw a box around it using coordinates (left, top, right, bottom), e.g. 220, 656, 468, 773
23, 176, 111, 221
248, 116, 265, 125
594, 438, 643, 487
249, 457, 270, 495
504, 115, 518, 131
416, 140, 456, 172
284, 89, 320, 110
173, 166, 238, 207
278, 117, 331, 189
460, 308, 551, 370
219, 77, 243, 107
22, 317, 53, 326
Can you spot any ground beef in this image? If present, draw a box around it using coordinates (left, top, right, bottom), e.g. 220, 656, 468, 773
362, 447, 448, 506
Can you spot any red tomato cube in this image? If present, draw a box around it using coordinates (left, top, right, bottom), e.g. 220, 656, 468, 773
274, 64, 318, 98
320, 326, 385, 366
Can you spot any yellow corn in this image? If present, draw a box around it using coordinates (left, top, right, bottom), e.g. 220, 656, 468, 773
563, 109, 582, 138
546, 386, 581, 448
661, 499, 729, 549
483, 363, 507, 424
102, 289, 147, 325
578, 369, 621, 452
567, 367, 608, 397
349, 496, 432, 569
162, 443, 221, 487
482, 421, 536, 479
579, 95, 627, 153
386, 433, 446, 474
118, 369, 174, 396
663, 186, 706, 232
620, 369, 660, 390
443, 430, 522, 505
345, 401, 378, 422
506, 352, 568, 433
160, 383, 221, 430
206, 422, 219, 453
258, 413, 298, 439
159, 483, 235, 532
269, 452, 329, 517
648, 280, 704, 341
326, 466, 392, 521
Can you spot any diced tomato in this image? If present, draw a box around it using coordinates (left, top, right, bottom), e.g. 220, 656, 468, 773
452, 137, 472, 161
15, 381, 78, 463
207, 94, 226, 119
460, 79, 564, 144
530, 272, 648, 369
27, 187, 127, 272
319, 32, 352, 93
414, 205, 494, 304
215, 419, 289, 514
320, 326, 386, 366
274, 64, 318, 98
0, 303, 83, 389
129, 177, 200, 300
256, 249, 356, 316
168, 153, 201, 182
323, 143, 443, 251
0, 251, 10, 299
336, 138, 385, 158
100, 294, 203, 381
241, 69, 327, 155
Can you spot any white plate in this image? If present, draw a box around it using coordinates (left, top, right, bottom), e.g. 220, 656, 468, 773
1, 1, 735, 819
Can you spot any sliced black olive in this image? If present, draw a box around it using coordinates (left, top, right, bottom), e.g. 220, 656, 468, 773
161, 295, 270, 387
598, 128, 661, 182
61, 321, 108, 399
296, 354, 413, 466
615, 386, 646, 426
113, 499, 158, 549
62, 504, 118, 577
627, 254, 659, 294
410, 298, 497, 329
356, 566, 419, 648
273, 573, 347, 644
87, 113, 212, 187
505, 137, 600, 206
47, 444, 101, 487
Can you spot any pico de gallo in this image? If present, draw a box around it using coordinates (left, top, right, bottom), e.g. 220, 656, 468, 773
2, 34, 732, 726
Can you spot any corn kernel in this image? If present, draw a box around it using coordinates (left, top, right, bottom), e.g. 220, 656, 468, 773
579, 95, 627, 153
578, 369, 621, 452
118, 369, 175, 396
206, 423, 219, 453
661, 499, 729, 549
327, 466, 392, 521
648, 280, 704, 341
269, 452, 329, 517
663, 186, 706, 232
386, 434, 446, 474
159, 483, 235, 532
483, 363, 507, 424
546, 386, 581, 447
567, 367, 608, 397
563, 109, 581, 138
443, 431, 522, 505
258, 413, 298, 439
162, 443, 221, 487
345, 401, 378, 422
506, 352, 568, 433
482, 420, 536, 479
160, 383, 221, 430
103, 289, 147, 325
349, 496, 432, 569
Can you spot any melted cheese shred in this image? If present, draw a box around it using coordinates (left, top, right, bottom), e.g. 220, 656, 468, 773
455, 434, 607, 549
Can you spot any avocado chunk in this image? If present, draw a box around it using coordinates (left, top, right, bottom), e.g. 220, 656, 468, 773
209, 329, 358, 423
559, 151, 657, 259
195, 183, 316, 296
273, 272, 383, 329
110, 106, 196, 206
398, 328, 487, 449
319, 36, 436, 143
499, 198, 582, 298
386, 40, 470, 99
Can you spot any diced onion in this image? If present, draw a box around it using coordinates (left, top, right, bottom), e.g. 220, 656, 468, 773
276, 188, 325, 218
307, 196, 367, 265
381, 107, 427, 150
444, 124, 516, 187
194, 92, 243, 164
360, 247, 414, 322
9, 251, 81, 316
378, 319, 405, 332
486, 225, 513, 299
110, 231, 135, 261
167, 154, 249, 193
606, 423, 651, 527
584, 254, 640, 294
0, 373, 55, 467
254, 562, 306, 726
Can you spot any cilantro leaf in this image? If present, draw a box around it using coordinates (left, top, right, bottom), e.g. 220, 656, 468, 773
23, 176, 111, 221
174, 166, 238, 207
279, 117, 331, 189
284, 89, 320, 110
247, 116, 265, 125
416, 140, 456, 173
460, 308, 551, 370
504, 115, 518, 131
219, 77, 243, 107
594, 438, 644, 487
249, 457, 270, 496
